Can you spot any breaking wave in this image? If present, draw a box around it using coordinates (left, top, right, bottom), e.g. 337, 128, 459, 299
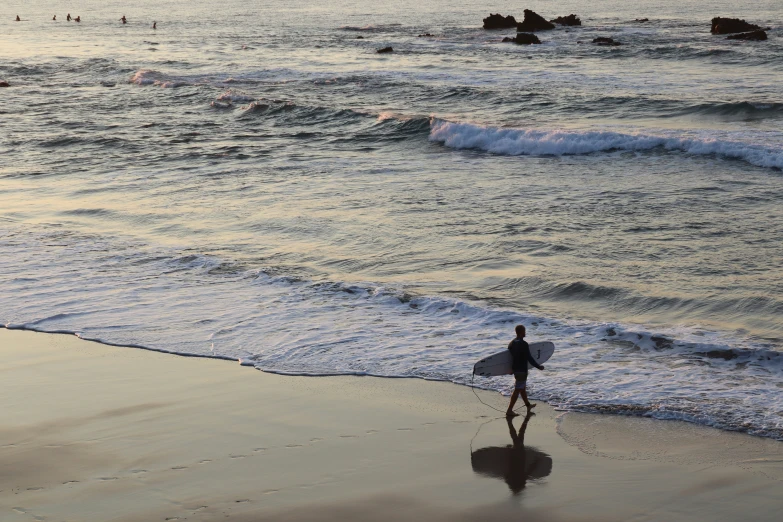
428, 118, 783, 170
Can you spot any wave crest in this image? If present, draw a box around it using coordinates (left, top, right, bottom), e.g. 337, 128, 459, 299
428, 118, 783, 170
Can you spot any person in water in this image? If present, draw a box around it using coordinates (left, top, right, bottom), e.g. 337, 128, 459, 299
74, 16, 80, 22
506, 325, 544, 417
121, 15, 127, 24
67, 13, 71, 21
53, 15, 56, 20
153, 21, 157, 29
16, 15, 21, 21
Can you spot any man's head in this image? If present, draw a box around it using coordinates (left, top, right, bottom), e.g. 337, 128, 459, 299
515, 325, 526, 338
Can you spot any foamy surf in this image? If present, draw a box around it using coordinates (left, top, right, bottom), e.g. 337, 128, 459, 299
429, 118, 783, 170
1, 226, 781, 440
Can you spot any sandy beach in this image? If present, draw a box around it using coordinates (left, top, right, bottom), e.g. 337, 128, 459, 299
1, 328, 781, 521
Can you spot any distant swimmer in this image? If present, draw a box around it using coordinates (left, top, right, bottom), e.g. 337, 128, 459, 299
121, 15, 127, 24
153, 21, 156, 29
75, 16, 81, 22
67, 13, 71, 21
505, 325, 545, 417
16, 15, 20, 21
53, 15, 56, 21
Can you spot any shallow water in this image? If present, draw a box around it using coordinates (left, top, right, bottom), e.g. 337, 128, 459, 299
1, 0, 782, 438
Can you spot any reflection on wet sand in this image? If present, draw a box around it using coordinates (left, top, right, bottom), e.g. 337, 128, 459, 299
470, 414, 553, 495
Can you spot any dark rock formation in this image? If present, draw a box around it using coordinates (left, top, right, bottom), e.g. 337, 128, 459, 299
517, 10, 555, 32
503, 33, 542, 45
376, 46, 393, 54
483, 13, 517, 30
711, 17, 761, 34
0, 81, 9, 87
355, 36, 364, 39
726, 30, 768, 41
593, 37, 622, 46
551, 14, 581, 26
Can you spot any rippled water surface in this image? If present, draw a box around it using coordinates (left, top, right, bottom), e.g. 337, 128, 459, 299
1, 0, 782, 438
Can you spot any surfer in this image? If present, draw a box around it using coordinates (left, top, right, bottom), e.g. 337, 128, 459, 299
505, 325, 544, 417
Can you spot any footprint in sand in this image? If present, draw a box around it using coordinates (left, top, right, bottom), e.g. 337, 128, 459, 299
397, 428, 413, 431
98, 476, 118, 481
63, 480, 80, 484
285, 444, 303, 448
171, 466, 188, 470
26, 487, 44, 491
310, 437, 323, 442
339, 435, 358, 438
235, 498, 250, 503
229, 454, 247, 459
198, 459, 212, 464
263, 489, 278, 495
253, 448, 266, 453
130, 469, 147, 474
12, 508, 44, 521
366, 430, 379, 434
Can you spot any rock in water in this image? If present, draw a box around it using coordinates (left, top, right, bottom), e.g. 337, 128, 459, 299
593, 37, 622, 46
551, 14, 581, 26
711, 17, 762, 34
376, 46, 393, 54
483, 13, 517, 30
726, 30, 768, 41
517, 10, 555, 32
503, 33, 542, 45
0, 81, 10, 87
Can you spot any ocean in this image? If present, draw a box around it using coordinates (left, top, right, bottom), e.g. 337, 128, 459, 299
1, 0, 782, 439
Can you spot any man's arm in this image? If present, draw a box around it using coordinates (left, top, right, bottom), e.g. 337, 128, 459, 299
523, 341, 544, 370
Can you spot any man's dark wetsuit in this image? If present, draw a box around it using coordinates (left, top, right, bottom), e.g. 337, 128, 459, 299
508, 338, 543, 390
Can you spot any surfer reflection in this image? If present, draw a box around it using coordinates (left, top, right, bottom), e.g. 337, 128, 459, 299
470, 413, 552, 495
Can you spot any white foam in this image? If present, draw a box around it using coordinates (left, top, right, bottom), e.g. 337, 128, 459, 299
428, 118, 783, 169
129, 69, 190, 88
1, 227, 781, 439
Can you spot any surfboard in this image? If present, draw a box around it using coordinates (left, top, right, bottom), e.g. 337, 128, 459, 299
473, 341, 555, 377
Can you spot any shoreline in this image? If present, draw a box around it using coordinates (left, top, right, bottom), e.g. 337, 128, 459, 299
2, 328, 782, 521
3, 325, 780, 442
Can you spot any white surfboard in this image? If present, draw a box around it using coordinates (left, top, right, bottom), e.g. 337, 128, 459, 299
473, 341, 555, 377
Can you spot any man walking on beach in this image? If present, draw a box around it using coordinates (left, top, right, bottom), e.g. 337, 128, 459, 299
506, 325, 544, 417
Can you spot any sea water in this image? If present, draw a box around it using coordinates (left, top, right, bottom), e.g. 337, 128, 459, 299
1, 0, 782, 438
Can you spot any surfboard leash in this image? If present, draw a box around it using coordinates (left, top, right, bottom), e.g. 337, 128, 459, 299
470, 370, 524, 415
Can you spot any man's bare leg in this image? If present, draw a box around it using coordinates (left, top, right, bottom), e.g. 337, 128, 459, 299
521, 389, 536, 411
506, 389, 521, 417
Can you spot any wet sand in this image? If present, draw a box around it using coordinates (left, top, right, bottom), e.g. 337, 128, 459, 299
1, 328, 781, 521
